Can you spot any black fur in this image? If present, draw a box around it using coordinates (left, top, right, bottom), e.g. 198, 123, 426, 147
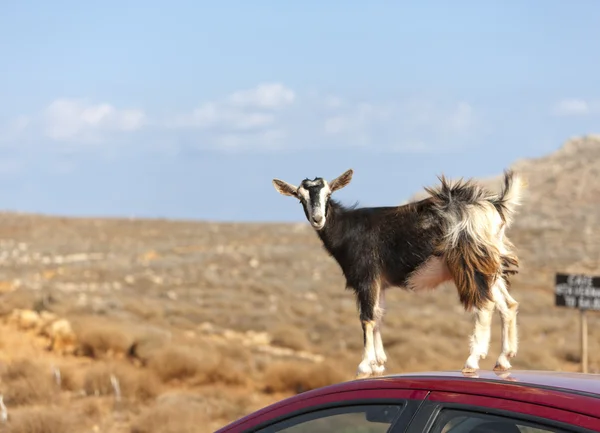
313, 197, 443, 321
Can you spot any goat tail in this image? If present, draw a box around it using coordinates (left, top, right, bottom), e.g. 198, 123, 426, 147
490, 169, 526, 228
424, 172, 523, 311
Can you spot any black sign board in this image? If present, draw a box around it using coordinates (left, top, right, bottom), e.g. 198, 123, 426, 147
555, 273, 600, 311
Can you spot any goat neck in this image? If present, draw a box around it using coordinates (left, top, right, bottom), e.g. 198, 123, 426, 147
314, 199, 350, 253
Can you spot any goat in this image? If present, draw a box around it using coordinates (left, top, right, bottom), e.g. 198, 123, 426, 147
272, 169, 524, 378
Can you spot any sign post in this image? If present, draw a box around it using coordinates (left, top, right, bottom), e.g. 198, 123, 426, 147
555, 273, 600, 373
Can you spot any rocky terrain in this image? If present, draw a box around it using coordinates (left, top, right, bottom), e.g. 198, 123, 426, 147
0, 135, 598, 433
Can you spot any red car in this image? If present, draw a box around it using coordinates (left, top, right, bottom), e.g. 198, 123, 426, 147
216, 370, 600, 433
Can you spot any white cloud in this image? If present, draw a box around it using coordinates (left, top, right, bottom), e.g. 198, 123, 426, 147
3, 83, 478, 154
552, 98, 592, 116
323, 102, 393, 141
43, 98, 146, 142
167, 83, 296, 150
168, 83, 297, 133
321, 98, 476, 151
399, 99, 475, 134
167, 87, 478, 152
227, 83, 295, 109
175, 102, 275, 130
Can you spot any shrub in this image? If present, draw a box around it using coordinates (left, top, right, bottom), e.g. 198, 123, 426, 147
0, 407, 74, 433
270, 325, 310, 352
130, 399, 208, 433
147, 345, 202, 382
75, 321, 133, 358
147, 344, 248, 386
82, 362, 160, 402
262, 361, 347, 394
0, 360, 57, 406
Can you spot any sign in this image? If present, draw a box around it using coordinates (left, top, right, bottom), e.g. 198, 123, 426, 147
554, 272, 599, 374
555, 273, 600, 311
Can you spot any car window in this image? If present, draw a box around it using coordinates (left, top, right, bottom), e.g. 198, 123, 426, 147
254, 404, 404, 433
432, 409, 573, 433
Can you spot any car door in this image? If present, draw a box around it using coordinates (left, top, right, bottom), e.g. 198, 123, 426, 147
404, 391, 600, 433
225, 389, 429, 433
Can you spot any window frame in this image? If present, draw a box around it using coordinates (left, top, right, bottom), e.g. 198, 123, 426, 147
404, 397, 600, 433
427, 407, 577, 433
253, 401, 407, 433
243, 394, 427, 433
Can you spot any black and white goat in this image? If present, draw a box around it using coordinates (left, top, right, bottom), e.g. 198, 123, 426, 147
272, 169, 524, 378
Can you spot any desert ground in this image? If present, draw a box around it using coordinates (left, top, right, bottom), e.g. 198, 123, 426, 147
0, 135, 598, 433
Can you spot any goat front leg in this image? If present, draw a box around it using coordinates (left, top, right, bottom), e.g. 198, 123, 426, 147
462, 299, 495, 374
355, 281, 381, 379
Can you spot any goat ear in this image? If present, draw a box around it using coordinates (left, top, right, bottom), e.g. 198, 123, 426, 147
330, 169, 353, 192
272, 179, 299, 197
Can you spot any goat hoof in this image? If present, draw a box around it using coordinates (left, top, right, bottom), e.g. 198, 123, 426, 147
494, 355, 512, 371
461, 367, 478, 375
355, 371, 372, 379
356, 362, 374, 379
493, 364, 511, 372
462, 356, 480, 374
372, 364, 385, 376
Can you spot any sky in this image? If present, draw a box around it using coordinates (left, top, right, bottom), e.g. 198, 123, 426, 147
1, 0, 599, 223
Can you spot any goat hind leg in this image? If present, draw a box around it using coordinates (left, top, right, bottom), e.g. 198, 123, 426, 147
494, 279, 519, 369
492, 279, 515, 370
462, 299, 495, 374
499, 249, 519, 356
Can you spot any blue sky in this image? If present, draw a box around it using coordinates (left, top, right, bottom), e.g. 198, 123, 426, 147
1, 0, 599, 222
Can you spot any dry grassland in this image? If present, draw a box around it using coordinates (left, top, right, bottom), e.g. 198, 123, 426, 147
0, 136, 599, 432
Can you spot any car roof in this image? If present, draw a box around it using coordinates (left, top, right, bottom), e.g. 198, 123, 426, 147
385, 369, 600, 397
217, 370, 600, 432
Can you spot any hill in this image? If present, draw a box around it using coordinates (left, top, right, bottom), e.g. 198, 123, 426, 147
0, 135, 598, 432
